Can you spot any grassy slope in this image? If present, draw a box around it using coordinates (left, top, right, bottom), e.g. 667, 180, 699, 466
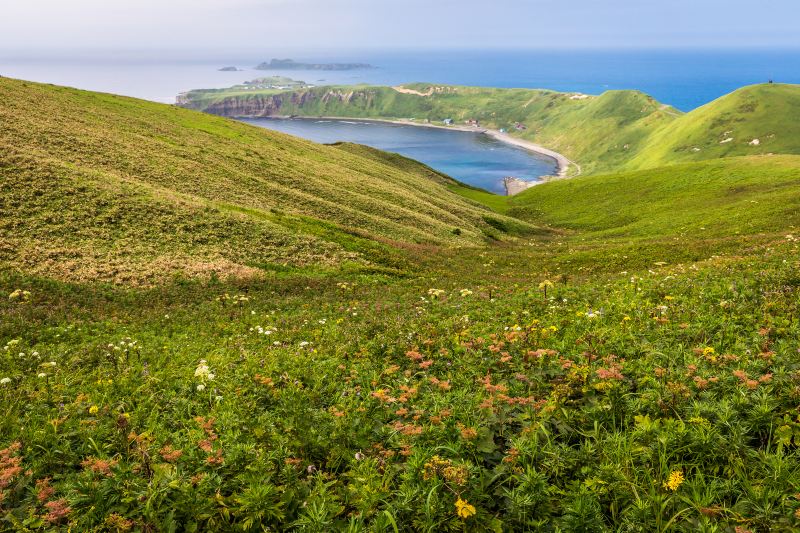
0, 78, 534, 284
509, 155, 800, 240
625, 83, 800, 170
3, 80, 800, 531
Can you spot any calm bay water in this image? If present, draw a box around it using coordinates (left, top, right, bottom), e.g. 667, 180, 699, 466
243, 118, 557, 194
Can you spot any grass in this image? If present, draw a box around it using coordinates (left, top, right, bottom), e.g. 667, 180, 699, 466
626, 84, 800, 170
0, 78, 532, 284
2, 78, 800, 531
509, 155, 800, 240
180, 82, 800, 177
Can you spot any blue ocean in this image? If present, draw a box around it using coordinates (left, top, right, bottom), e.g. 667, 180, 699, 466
3, 48, 798, 110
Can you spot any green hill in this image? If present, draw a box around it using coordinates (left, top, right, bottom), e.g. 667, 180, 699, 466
624, 83, 800, 169
509, 154, 800, 240
0, 78, 532, 284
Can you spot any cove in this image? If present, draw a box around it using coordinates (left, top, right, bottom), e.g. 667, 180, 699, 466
240, 118, 558, 194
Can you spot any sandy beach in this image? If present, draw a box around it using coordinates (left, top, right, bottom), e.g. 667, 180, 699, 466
483, 129, 578, 179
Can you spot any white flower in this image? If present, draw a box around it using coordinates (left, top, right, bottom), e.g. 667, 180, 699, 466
195, 360, 213, 379
0, 377, 11, 385
459, 289, 473, 297
196, 384, 206, 392
299, 341, 310, 347
194, 360, 214, 384
37, 373, 47, 378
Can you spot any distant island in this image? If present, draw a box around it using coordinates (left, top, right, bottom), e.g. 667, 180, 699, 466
218, 66, 242, 72
255, 58, 375, 71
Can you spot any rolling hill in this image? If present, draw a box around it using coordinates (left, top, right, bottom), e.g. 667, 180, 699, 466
178, 83, 680, 175
624, 83, 800, 170
0, 77, 533, 284
509, 154, 800, 239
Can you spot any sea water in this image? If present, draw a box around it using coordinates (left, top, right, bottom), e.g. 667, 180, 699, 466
241, 118, 558, 194
3, 48, 798, 110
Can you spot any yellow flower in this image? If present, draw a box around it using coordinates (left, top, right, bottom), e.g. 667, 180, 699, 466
89, 405, 99, 415
455, 498, 476, 519
662, 470, 684, 491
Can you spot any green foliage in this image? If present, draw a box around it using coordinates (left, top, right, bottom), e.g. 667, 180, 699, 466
0, 78, 532, 284
2, 78, 800, 531
1, 235, 799, 531
509, 155, 800, 240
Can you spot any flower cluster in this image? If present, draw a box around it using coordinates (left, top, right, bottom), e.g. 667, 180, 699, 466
663, 470, 685, 492
455, 498, 476, 519
194, 359, 215, 391
8, 289, 31, 302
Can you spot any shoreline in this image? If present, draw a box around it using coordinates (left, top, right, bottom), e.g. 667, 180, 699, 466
264, 115, 579, 183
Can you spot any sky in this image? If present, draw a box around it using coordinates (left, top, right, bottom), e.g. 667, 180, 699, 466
1, 0, 798, 54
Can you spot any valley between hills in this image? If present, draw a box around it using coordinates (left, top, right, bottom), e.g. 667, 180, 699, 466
1, 75, 800, 531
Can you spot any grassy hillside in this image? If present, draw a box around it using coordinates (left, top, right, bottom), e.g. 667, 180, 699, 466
508, 155, 800, 239
2, 208, 799, 531
2, 79, 800, 531
0, 78, 533, 284
625, 84, 800, 170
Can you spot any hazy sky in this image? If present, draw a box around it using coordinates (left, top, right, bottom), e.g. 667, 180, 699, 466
2, 0, 798, 53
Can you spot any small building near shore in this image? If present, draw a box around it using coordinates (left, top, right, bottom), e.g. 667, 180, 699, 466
443, 118, 453, 125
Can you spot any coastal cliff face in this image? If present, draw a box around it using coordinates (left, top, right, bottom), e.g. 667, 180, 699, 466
179, 89, 382, 117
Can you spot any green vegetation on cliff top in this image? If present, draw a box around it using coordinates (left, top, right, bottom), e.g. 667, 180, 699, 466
180, 82, 800, 176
